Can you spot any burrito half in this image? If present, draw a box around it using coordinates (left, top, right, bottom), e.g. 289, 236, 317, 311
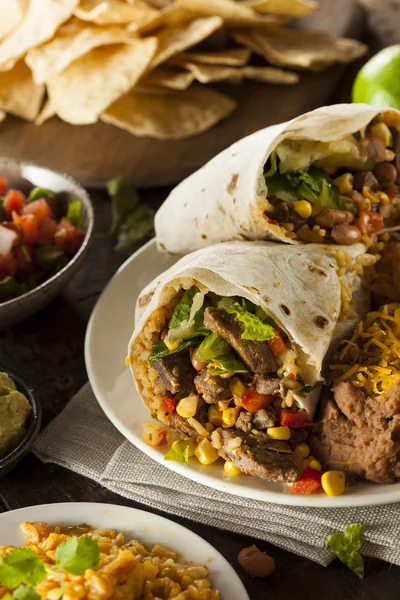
156, 104, 400, 254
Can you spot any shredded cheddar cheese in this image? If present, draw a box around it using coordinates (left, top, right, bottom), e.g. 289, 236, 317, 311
330, 304, 400, 396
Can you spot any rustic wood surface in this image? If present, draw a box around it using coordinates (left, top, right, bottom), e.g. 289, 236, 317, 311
1, 188, 400, 600
0, 0, 366, 188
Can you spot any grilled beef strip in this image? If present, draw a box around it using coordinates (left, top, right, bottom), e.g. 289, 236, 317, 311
152, 352, 196, 395
254, 374, 281, 396
194, 369, 232, 404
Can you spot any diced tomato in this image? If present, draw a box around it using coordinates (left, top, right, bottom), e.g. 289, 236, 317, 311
12, 212, 39, 244
356, 211, 384, 235
280, 409, 311, 428
37, 217, 57, 245
291, 467, 322, 495
386, 184, 398, 199
0, 177, 7, 197
3, 189, 25, 217
162, 397, 176, 416
0, 252, 18, 277
240, 385, 273, 413
22, 198, 53, 224
267, 330, 287, 356
55, 218, 85, 256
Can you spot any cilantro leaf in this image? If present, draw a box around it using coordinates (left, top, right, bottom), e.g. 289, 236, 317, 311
149, 338, 202, 366
66, 200, 84, 228
55, 535, 100, 576
264, 151, 279, 178
225, 304, 276, 341
296, 380, 327, 398
164, 439, 191, 463
13, 585, 40, 600
326, 523, 364, 579
0, 548, 47, 588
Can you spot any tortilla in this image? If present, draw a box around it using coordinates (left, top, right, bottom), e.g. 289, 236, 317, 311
0, 0, 78, 72
183, 62, 299, 84
102, 86, 237, 139
0, 0, 25, 42
141, 67, 195, 90
75, 0, 157, 25
176, 0, 278, 25
129, 240, 369, 419
245, 0, 318, 17
48, 38, 158, 125
129, 5, 194, 34
150, 16, 223, 68
169, 47, 251, 66
0, 110, 6, 123
234, 27, 368, 71
155, 104, 400, 254
26, 21, 137, 85
0, 61, 44, 120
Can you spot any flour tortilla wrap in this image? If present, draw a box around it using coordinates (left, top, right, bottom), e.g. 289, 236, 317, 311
155, 104, 400, 255
129, 241, 370, 421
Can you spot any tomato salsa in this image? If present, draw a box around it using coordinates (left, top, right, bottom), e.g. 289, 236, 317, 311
0, 176, 85, 301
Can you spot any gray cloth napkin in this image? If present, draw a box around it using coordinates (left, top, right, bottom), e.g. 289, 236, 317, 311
34, 383, 400, 567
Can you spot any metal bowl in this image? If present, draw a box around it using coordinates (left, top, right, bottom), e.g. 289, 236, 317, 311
0, 367, 42, 478
0, 158, 94, 329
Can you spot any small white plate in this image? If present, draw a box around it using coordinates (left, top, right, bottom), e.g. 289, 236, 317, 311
85, 239, 400, 507
0, 502, 248, 600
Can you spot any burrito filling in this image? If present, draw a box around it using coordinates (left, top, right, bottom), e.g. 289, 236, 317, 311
310, 304, 400, 484
264, 112, 400, 245
134, 285, 326, 485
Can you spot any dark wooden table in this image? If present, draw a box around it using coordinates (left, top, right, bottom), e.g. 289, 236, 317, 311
1, 180, 399, 600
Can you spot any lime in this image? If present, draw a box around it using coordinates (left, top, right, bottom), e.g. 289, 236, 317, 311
352, 44, 400, 109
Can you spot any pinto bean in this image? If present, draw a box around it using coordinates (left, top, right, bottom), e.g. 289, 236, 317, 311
348, 190, 365, 211
374, 162, 398, 184
362, 136, 387, 163
238, 546, 276, 578
331, 224, 361, 245
315, 209, 354, 229
190, 348, 207, 371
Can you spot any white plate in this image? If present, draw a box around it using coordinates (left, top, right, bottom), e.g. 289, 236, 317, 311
85, 239, 400, 508
0, 502, 248, 600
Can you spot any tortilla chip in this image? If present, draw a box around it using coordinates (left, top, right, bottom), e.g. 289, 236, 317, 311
0, 0, 25, 42
0, 0, 78, 72
245, 0, 317, 17
234, 27, 368, 70
26, 21, 137, 84
75, 0, 158, 25
150, 16, 223, 68
35, 100, 56, 125
48, 38, 158, 124
0, 61, 44, 120
102, 86, 237, 139
129, 5, 194, 34
141, 67, 195, 90
176, 0, 277, 25
169, 47, 251, 66
0, 110, 6, 123
183, 62, 299, 83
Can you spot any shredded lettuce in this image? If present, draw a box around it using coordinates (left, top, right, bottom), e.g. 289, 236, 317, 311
196, 333, 230, 362
326, 523, 364, 579
264, 151, 279, 178
164, 439, 191, 463
225, 304, 276, 341
168, 286, 210, 337
208, 355, 248, 376
149, 338, 201, 366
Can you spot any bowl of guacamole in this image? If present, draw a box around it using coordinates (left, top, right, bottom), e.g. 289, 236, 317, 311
0, 369, 41, 477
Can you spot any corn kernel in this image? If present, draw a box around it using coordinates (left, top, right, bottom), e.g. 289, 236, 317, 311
362, 186, 379, 204
282, 222, 295, 232
187, 417, 210, 438
230, 377, 246, 398
293, 200, 312, 219
222, 407, 241, 428
334, 173, 354, 194
194, 438, 219, 465
164, 338, 181, 351
385, 149, 396, 162
218, 400, 231, 411
125, 356, 129, 367
176, 394, 199, 419
377, 191, 390, 206
267, 426, 291, 441
224, 461, 242, 476
321, 470, 345, 496
293, 443, 310, 469
205, 422, 214, 433
370, 121, 393, 147
208, 405, 222, 426
303, 456, 322, 471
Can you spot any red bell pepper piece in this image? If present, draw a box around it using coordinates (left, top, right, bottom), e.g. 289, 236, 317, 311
386, 184, 398, 200
162, 397, 176, 416
267, 330, 287, 356
356, 211, 384, 235
240, 385, 273, 413
0, 177, 7, 197
291, 467, 322, 495
280, 409, 311, 428
266, 216, 279, 225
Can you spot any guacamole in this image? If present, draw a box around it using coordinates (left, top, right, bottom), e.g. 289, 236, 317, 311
0, 372, 31, 458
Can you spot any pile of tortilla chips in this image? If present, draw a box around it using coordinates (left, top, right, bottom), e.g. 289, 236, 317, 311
0, 0, 367, 139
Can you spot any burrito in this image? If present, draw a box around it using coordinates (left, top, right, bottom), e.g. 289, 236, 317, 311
155, 104, 400, 255
128, 241, 372, 486
311, 304, 400, 485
